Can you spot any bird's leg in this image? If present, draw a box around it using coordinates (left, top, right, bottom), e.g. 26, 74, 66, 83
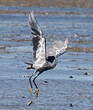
33, 77, 39, 97
28, 71, 37, 94
28, 76, 33, 94
33, 72, 41, 97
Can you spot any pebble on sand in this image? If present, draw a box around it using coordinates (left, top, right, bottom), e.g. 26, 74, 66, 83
69, 76, 73, 78
44, 81, 48, 83
22, 95, 26, 98
27, 100, 33, 106
91, 84, 93, 86
69, 103, 73, 107
84, 72, 90, 75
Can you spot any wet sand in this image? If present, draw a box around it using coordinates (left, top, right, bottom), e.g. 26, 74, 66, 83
1, 78, 93, 110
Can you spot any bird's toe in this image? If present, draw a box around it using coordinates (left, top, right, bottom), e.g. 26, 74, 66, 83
34, 89, 40, 97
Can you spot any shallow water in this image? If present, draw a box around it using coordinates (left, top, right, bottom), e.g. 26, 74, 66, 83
0, 6, 93, 110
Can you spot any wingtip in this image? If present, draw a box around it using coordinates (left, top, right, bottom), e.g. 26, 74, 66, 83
63, 38, 68, 50
29, 10, 34, 22
65, 38, 68, 45
29, 11, 34, 16
29, 10, 34, 15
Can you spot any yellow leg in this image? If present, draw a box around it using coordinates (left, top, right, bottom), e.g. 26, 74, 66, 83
34, 89, 40, 97
28, 88, 33, 94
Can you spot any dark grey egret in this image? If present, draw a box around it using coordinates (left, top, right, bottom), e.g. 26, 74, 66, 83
26, 11, 68, 96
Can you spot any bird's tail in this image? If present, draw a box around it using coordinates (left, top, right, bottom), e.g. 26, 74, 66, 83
25, 62, 34, 69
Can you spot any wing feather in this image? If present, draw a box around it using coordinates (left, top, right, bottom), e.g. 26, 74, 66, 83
47, 38, 68, 57
29, 11, 42, 37
29, 11, 46, 64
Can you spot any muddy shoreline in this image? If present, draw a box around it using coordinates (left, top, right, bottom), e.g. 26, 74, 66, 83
0, 0, 93, 8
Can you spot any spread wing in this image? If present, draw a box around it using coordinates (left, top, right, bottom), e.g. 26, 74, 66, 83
29, 11, 46, 64
47, 38, 68, 57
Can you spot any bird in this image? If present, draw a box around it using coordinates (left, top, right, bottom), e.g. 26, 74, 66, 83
26, 11, 68, 96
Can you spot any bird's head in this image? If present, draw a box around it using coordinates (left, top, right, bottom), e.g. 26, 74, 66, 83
46, 56, 55, 63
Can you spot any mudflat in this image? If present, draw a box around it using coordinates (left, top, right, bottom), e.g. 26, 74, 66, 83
0, 1, 93, 110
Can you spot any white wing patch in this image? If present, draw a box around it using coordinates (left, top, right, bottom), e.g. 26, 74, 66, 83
33, 37, 46, 69
47, 38, 68, 57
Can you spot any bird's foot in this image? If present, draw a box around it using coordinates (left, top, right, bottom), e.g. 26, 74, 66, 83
34, 89, 39, 97
28, 88, 33, 94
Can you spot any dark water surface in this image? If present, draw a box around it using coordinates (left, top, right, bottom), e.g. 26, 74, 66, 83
0, 6, 93, 110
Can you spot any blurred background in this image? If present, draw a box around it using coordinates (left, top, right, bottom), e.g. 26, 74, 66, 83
0, 0, 93, 8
